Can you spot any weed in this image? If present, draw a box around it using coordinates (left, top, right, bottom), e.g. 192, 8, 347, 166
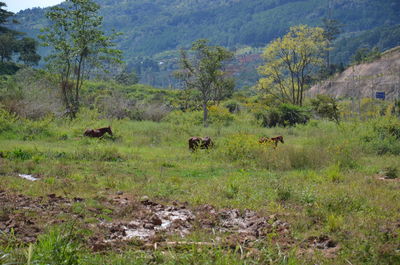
382, 167, 398, 179
326, 214, 344, 232
31, 225, 81, 265
8, 148, 33, 160
326, 163, 344, 183
276, 185, 292, 202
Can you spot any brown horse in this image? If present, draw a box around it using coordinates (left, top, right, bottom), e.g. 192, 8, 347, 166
188, 136, 214, 151
84, 126, 113, 138
259, 136, 284, 148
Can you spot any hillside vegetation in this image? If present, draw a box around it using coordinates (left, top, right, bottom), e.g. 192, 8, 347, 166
11, 0, 400, 87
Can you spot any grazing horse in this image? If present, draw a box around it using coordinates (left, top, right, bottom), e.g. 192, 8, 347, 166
259, 135, 284, 148
188, 136, 214, 151
84, 126, 113, 138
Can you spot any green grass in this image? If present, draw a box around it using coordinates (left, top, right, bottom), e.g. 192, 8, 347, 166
0, 112, 400, 264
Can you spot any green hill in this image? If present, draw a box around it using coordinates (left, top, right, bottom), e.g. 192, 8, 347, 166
10, 0, 400, 87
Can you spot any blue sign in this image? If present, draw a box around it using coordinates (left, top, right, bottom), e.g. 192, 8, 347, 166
376, 92, 385, 100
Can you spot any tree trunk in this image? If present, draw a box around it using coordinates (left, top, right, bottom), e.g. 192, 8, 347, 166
202, 101, 208, 128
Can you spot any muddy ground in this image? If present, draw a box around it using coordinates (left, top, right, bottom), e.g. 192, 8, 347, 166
0, 190, 339, 256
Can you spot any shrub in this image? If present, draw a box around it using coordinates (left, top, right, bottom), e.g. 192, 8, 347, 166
19, 118, 54, 140
1, 68, 63, 119
219, 134, 262, 162
0, 107, 18, 133
95, 92, 133, 119
138, 102, 172, 122
95, 92, 172, 122
164, 110, 203, 126
255, 103, 310, 127
310, 95, 340, 123
7, 148, 33, 160
382, 167, 398, 179
361, 117, 400, 155
325, 163, 344, 183
208, 105, 235, 126
223, 100, 241, 113
278, 104, 310, 126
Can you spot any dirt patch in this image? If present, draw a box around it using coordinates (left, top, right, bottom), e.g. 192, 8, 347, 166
0, 190, 292, 252
300, 235, 340, 258
0, 190, 82, 243
89, 195, 292, 251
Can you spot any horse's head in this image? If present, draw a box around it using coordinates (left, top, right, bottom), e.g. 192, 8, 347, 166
278, 136, 284, 143
204, 136, 214, 147
106, 126, 113, 136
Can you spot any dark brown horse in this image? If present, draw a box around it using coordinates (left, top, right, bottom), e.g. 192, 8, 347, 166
84, 126, 113, 138
189, 136, 214, 151
259, 135, 284, 148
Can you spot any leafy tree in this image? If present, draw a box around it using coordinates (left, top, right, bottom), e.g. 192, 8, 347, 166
175, 39, 234, 127
0, 33, 15, 62
17, 37, 41, 66
0, 2, 13, 33
0, 2, 40, 72
258, 25, 327, 106
40, 0, 122, 118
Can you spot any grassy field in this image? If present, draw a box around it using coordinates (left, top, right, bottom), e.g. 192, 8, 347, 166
1, 110, 400, 264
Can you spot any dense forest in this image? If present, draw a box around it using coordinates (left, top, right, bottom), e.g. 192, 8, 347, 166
9, 0, 400, 87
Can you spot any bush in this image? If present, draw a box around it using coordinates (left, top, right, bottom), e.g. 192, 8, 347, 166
223, 100, 241, 113
0, 68, 63, 119
208, 105, 235, 126
256, 103, 310, 127
361, 117, 400, 155
7, 148, 33, 160
0, 107, 18, 133
310, 95, 340, 123
164, 110, 203, 126
382, 167, 398, 179
219, 134, 262, 162
0, 62, 20, 75
95, 92, 172, 122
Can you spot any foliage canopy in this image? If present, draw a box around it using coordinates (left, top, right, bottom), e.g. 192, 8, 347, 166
258, 25, 327, 106
175, 39, 234, 127
40, 0, 122, 118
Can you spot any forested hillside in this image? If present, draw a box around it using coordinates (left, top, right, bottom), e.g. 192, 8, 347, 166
10, 0, 400, 87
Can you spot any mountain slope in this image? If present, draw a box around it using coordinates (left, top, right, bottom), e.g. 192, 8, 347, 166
13, 0, 400, 56
10, 0, 400, 88
309, 46, 400, 100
